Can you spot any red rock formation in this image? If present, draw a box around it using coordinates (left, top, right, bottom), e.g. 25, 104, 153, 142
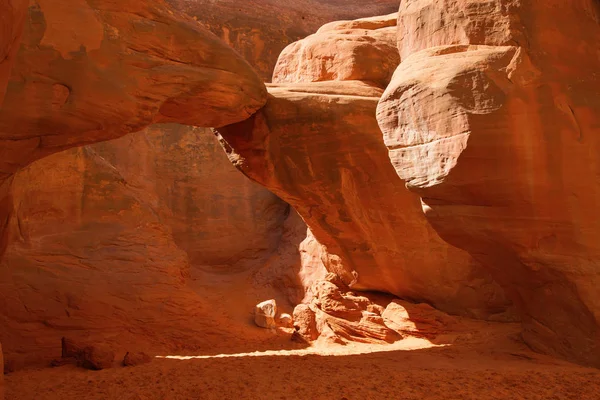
377, 0, 600, 366
0, 3, 271, 370
167, 0, 401, 79
0, 124, 310, 366
0, 0, 266, 182
0, 3, 271, 309
292, 273, 473, 346
2, 3, 414, 371
304, 278, 401, 345
90, 125, 289, 269
59, 337, 115, 370
217, 33, 513, 320
0, 0, 28, 103
273, 13, 399, 87
1, 3, 32, 392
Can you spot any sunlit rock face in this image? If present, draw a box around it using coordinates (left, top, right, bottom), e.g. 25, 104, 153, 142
216, 13, 513, 321
167, 0, 401, 80
273, 13, 399, 87
377, 0, 600, 367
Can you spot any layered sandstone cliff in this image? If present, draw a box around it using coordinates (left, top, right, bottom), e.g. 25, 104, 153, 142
2, 0, 599, 377
0, 0, 266, 184
217, 15, 513, 320
377, 0, 600, 366
0, 0, 270, 371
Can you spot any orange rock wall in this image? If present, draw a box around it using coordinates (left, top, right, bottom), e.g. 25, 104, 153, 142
377, 0, 600, 366
0, 0, 28, 103
0, 124, 314, 366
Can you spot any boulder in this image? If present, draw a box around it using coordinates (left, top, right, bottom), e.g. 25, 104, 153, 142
382, 301, 456, 340
273, 13, 399, 87
304, 279, 401, 344
0, 125, 289, 363
255, 300, 278, 329
313, 307, 400, 345
123, 352, 153, 367
80, 346, 115, 371
292, 304, 319, 343
61, 337, 84, 359
61, 337, 114, 370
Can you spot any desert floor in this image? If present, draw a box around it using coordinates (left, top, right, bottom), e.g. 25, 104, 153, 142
6, 321, 600, 400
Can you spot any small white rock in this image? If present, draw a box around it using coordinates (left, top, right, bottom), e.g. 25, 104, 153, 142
255, 299, 277, 328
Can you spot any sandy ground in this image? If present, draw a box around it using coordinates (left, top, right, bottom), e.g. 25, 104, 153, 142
6, 322, 600, 400
5, 245, 600, 399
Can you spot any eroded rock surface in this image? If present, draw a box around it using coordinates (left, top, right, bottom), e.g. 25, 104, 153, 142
377, 0, 600, 366
293, 275, 400, 345
217, 27, 512, 319
168, 0, 400, 80
273, 13, 399, 87
0, 2, 271, 298
59, 337, 115, 371
0, 0, 267, 182
89, 124, 289, 269
382, 300, 458, 340
0, 125, 294, 366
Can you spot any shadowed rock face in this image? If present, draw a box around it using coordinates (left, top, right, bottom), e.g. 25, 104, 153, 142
377, 0, 600, 366
215, 13, 513, 320
0, 1, 29, 276
88, 125, 290, 269
0, 0, 28, 103
0, 125, 303, 366
0, 0, 267, 182
167, 0, 401, 80
0, 0, 266, 351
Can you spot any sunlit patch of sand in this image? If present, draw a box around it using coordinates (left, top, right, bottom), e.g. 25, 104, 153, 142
7, 326, 600, 400
157, 336, 442, 360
